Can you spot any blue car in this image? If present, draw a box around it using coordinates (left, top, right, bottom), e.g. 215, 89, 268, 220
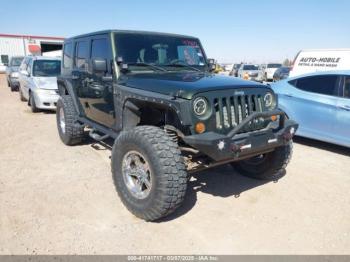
271, 71, 350, 147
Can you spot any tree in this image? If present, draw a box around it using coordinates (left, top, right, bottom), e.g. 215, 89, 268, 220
283, 59, 291, 66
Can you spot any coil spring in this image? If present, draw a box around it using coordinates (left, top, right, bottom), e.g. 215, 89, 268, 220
165, 129, 178, 144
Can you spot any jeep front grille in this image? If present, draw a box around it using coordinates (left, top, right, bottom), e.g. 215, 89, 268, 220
213, 94, 267, 133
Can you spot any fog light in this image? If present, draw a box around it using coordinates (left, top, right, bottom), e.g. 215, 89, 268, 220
195, 122, 206, 134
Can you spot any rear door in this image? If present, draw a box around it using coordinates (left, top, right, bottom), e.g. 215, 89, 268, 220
85, 35, 115, 127
334, 76, 350, 146
286, 75, 339, 140
72, 37, 91, 116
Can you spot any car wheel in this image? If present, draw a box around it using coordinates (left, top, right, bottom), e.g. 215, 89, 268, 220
29, 93, 40, 113
10, 83, 17, 92
111, 126, 188, 221
56, 95, 85, 145
231, 141, 293, 180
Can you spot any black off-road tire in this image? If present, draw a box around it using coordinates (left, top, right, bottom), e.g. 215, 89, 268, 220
29, 93, 40, 113
56, 95, 85, 145
111, 126, 188, 221
10, 84, 16, 92
232, 141, 293, 180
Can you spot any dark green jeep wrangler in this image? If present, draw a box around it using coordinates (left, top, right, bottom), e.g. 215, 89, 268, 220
56, 30, 298, 221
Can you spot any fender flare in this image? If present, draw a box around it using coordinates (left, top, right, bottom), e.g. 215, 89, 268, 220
57, 78, 82, 115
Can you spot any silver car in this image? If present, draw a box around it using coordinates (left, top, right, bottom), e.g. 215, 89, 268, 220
18, 56, 61, 112
238, 64, 260, 81
6, 56, 24, 91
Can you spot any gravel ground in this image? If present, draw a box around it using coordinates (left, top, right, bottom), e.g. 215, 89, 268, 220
0, 74, 349, 255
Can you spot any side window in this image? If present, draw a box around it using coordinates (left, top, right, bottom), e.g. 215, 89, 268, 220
344, 77, 350, 98
27, 59, 32, 75
291, 75, 338, 96
20, 58, 29, 71
63, 43, 73, 68
75, 41, 89, 69
91, 38, 109, 60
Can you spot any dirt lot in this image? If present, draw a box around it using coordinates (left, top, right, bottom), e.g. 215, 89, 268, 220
0, 74, 349, 255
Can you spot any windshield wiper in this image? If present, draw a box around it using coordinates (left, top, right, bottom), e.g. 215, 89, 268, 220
164, 62, 201, 72
126, 62, 168, 72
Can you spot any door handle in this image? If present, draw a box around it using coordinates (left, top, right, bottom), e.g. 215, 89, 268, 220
285, 93, 293, 98
338, 105, 350, 111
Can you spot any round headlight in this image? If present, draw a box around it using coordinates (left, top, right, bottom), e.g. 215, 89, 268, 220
264, 92, 276, 109
193, 97, 208, 116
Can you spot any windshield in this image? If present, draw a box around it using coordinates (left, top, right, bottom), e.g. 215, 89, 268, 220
281, 67, 290, 73
267, 63, 282, 68
10, 57, 24, 66
33, 60, 61, 77
243, 65, 259, 70
115, 33, 207, 72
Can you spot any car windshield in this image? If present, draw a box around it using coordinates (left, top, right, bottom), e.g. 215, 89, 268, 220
243, 65, 259, 70
115, 33, 207, 72
267, 64, 282, 68
281, 67, 290, 73
11, 57, 24, 66
33, 60, 61, 77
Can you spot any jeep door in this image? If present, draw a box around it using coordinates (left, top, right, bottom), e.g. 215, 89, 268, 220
72, 37, 93, 118
84, 35, 115, 127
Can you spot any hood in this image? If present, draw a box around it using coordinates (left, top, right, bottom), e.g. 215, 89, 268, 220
33, 77, 58, 90
9, 66, 20, 72
119, 72, 265, 99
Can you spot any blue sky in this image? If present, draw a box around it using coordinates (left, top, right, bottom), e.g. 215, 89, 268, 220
0, 0, 349, 63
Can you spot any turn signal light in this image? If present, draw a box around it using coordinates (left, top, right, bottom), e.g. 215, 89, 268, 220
195, 122, 206, 134
270, 115, 278, 121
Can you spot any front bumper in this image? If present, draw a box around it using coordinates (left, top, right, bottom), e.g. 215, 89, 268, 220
9, 77, 19, 86
33, 91, 59, 110
183, 110, 298, 162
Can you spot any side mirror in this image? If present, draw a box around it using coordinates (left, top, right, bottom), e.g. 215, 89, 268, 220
92, 58, 107, 74
207, 58, 216, 72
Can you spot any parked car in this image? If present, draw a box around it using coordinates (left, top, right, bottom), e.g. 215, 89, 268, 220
271, 71, 350, 147
273, 66, 291, 82
229, 63, 242, 77
223, 64, 234, 72
6, 56, 24, 91
289, 49, 350, 77
18, 56, 61, 112
55, 29, 298, 221
263, 63, 282, 81
238, 64, 260, 81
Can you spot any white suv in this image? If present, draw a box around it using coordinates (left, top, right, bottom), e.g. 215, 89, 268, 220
18, 56, 61, 112
263, 63, 282, 81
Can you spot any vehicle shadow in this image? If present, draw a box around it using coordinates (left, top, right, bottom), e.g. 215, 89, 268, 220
90, 139, 285, 222
157, 165, 282, 222
294, 137, 350, 157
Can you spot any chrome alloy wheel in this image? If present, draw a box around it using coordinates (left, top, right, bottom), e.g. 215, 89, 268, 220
122, 151, 152, 199
59, 107, 66, 134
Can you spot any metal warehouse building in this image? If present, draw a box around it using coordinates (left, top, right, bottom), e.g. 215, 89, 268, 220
0, 33, 64, 66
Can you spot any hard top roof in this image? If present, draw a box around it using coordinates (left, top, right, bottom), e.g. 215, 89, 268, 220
65, 29, 198, 41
